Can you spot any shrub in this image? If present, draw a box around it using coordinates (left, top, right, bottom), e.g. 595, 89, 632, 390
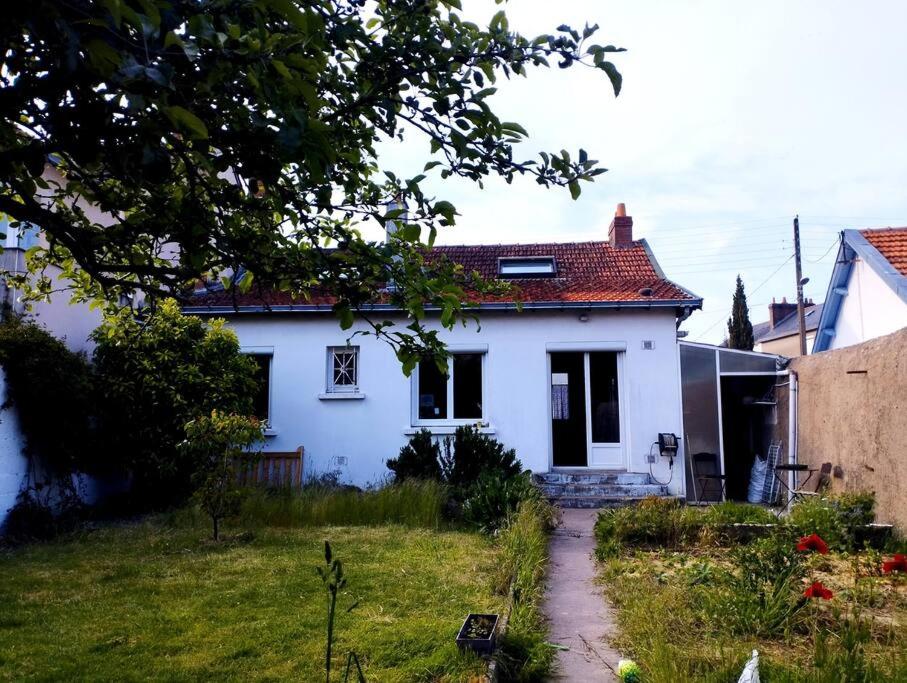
0, 315, 95, 477
181, 411, 263, 540
787, 492, 877, 550
462, 471, 539, 533
92, 299, 259, 505
386, 429, 441, 482
440, 425, 522, 492
2, 490, 59, 542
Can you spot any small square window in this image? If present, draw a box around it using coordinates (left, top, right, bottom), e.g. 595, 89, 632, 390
327, 346, 359, 393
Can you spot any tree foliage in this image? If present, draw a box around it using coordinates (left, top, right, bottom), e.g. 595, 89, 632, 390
0, 0, 623, 368
727, 274, 755, 351
91, 299, 259, 502
0, 315, 95, 479
181, 410, 263, 540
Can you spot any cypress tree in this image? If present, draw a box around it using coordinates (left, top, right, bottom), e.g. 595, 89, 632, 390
727, 274, 755, 350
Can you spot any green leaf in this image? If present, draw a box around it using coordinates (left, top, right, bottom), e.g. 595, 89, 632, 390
163, 106, 208, 139
568, 180, 581, 200
600, 62, 623, 97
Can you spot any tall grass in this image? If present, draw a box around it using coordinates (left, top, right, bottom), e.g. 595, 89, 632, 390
493, 497, 557, 682
235, 479, 446, 529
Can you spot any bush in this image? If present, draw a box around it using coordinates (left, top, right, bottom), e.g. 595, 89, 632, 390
440, 425, 522, 492
181, 411, 263, 540
787, 493, 877, 550
92, 299, 259, 505
386, 429, 441, 482
2, 490, 60, 542
462, 471, 539, 533
0, 315, 95, 477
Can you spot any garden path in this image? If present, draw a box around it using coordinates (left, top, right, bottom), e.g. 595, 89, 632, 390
542, 508, 621, 682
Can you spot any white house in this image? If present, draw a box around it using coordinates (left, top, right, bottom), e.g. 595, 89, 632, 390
185, 206, 703, 498
813, 227, 907, 352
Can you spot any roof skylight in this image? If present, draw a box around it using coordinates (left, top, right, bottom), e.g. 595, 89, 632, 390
498, 256, 557, 278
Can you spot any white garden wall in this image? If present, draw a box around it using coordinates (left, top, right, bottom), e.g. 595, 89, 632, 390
218, 307, 687, 494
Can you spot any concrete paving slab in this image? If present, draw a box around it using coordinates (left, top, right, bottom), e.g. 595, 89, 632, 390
542, 508, 622, 682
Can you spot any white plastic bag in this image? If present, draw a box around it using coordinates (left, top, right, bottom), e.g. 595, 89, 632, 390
738, 649, 760, 683
747, 456, 768, 504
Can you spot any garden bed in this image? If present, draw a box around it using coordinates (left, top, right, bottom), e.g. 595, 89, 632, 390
595, 496, 907, 681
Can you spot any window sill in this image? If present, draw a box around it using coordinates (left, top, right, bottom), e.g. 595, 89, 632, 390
404, 424, 495, 436
318, 392, 366, 401
263, 428, 278, 437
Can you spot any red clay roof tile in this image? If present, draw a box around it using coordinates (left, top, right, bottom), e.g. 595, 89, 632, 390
190, 240, 699, 309
862, 227, 907, 277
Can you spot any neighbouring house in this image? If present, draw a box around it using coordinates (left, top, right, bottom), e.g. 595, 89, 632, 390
0, 163, 111, 527
813, 227, 907, 352
184, 204, 704, 498
752, 298, 824, 356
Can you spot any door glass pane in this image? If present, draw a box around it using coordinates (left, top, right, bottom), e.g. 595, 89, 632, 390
453, 353, 482, 418
590, 352, 620, 443
418, 358, 448, 419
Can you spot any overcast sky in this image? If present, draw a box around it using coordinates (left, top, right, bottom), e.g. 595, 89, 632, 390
375, 1, 907, 343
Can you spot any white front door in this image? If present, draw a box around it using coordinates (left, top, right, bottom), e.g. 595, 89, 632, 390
550, 351, 626, 469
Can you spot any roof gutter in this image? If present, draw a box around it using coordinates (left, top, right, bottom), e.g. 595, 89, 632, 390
183, 297, 704, 316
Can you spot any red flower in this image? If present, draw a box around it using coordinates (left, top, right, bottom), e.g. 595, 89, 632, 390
797, 534, 829, 555
882, 554, 907, 574
803, 581, 834, 600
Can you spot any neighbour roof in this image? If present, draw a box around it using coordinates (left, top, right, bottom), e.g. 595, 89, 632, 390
754, 303, 824, 343
186, 240, 703, 313
813, 228, 907, 352
861, 227, 907, 277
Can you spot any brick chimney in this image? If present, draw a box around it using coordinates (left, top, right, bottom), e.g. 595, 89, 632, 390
608, 203, 633, 247
768, 297, 798, 328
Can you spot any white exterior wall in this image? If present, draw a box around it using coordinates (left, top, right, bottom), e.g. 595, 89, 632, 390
221, 308, 686, 494
0, 371, 28, 523
831, 258, 907, 350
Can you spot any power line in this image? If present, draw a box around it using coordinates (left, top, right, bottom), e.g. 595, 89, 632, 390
804, 237, 840, 264
691, 254, 795, 341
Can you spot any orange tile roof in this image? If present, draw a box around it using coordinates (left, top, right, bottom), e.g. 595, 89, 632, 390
190, 241, 700, 309
862, 227, 907, 276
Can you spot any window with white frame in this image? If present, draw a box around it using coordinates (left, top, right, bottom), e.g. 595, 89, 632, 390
416, 352, 484, 422
327, 346, 359, 393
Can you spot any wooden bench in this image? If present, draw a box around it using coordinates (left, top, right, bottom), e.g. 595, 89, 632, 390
236, 447, 304, 488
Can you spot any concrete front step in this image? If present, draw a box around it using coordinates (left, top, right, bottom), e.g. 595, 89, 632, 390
534, 470, 670, 508
538, 483, 668, 498
535, 471, 651, 486
553, 495, 656, 509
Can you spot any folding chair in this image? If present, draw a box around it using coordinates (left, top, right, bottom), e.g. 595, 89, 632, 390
692, 452, 726, 504
773, 461, 830, 511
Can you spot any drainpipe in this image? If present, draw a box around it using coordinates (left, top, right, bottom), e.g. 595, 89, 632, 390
788, 369, 799, 502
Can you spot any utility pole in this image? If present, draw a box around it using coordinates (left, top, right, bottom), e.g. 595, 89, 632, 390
793, 215, 807, 355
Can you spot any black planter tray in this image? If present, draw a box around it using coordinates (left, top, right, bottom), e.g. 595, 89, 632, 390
456, 613, 499, 656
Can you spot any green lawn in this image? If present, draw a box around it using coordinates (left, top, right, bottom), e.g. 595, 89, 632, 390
0, 521, 504, 682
